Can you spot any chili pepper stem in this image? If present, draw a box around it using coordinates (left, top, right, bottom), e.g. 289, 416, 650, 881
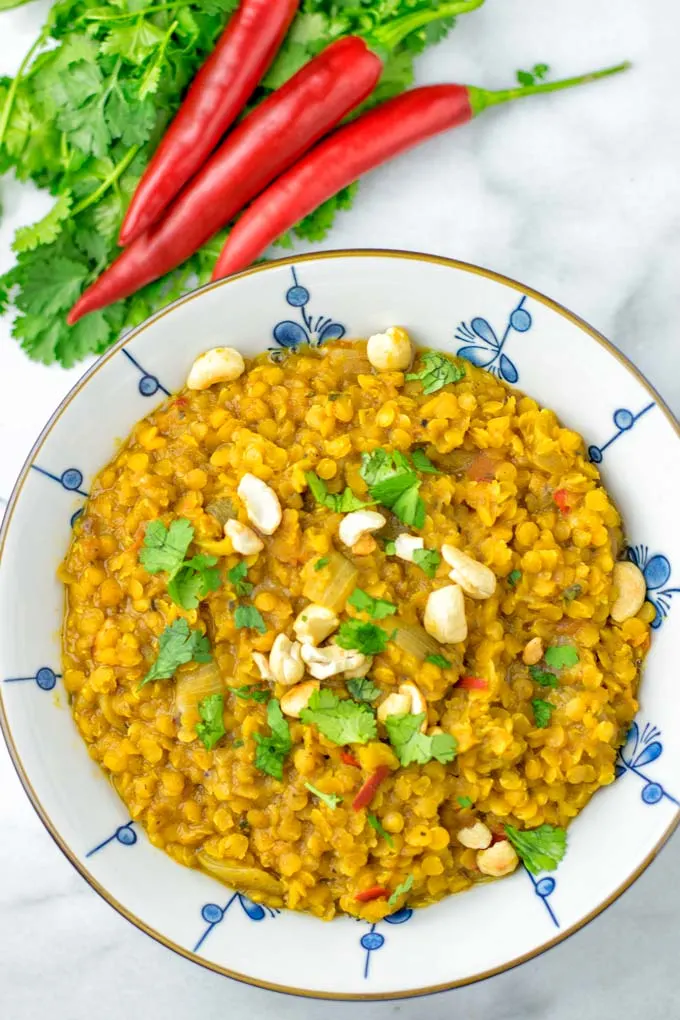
371, 0, 484, 53
468, 61, 631, 117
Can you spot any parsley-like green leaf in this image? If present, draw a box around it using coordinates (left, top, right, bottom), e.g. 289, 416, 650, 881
426, 654, 451, 669
346, 676, 381, 703
305, 472, 367, 513
231, 684, 271, 704
12, 192, 73, 254
508, 569, 522, 587
411, 448, 440, 474
388, 873, 414, 907
140, 518, 194, 576
544, 644, 580, 669
228, 560, 253, 597
304, 782, 343, 810
406, 352, 465, 395
457, 796, 473, 809
385, 713, 457, 766
234, 604, 267, 634
562, 583, 583, 602
336, 620, 390, 656
195, 693, 226, 750
391, 483, 426, 528
254, 699, 292, 781
504, 824, 567, 874
384, 540, 397, 556
314, 557, 330, 572
359, 449, 429, 527
367, 813, 394, 847
348, 588, 397, 620
140, 619, 211, 687
168, 554, 220, 610
529, 665, 559, 688
531, 698, 554, 729
412, 547, 441, 578
300, 689, 377, 745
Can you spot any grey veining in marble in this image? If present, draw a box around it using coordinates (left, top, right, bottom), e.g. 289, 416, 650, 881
2, 0, 680, 1016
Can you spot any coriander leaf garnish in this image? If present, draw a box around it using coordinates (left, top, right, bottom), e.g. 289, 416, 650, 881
140, 519, 195, 576
388, 873, 414, 907
457, 796, 473, 809
300, 689, 377, 745
348, 587, 397, 620
406, 351, 465, 395
504, 823, 567, 874
507, 569, 522, 588
426, 654, 451, 669
305, 472, 367, 513
410, 448, 440, 474
544, 644, 580, 669
392, 482, 426, 528
360, 449, 425, 529
336, 620, 390, 656
384, 540, 397, 556
234, 604, 267, 634
231, 684, 271, 704
346, 676, 381, 703
195, 693, 226, 751
412, 547, 441, 578
168, 554, 220, 610
562, 583, 583, 602
228, 560, 253, 597
304, 782, 343, 810
385, 713, 457, 767
254, 699, 292, 781
529, 665, 559, 688
314, 557, 330, 572
367, 813, 394, 848
531, 698, 554, 729
140, 619, 211, 687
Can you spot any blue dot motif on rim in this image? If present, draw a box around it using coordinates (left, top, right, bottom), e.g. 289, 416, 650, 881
616, 721, 679, 807
31, 464, 89, 498
202, 903, 224, 924
587, 402, 655, 463
122, 349, 170, 398
523, 867, 560, 928
359, 908, 414, 980
86, 821, 137, 857
271, 267, 346, 357
2, 666, 61, 691
455, 296, 532, 384
193, 893, 277, 954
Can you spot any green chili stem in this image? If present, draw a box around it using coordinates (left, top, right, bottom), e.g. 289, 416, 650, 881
468, 61, 632, 116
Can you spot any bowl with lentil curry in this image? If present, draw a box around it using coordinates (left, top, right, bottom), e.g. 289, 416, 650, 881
2, 251, 679, 999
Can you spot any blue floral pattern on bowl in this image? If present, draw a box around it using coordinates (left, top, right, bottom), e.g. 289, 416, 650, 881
2, 666, 59, 691
588, 403, 655, 463
616, 722, 679, 806
360, 908, 413, 979
194, 893, 278, 953
624, 546, 679, 629
272, 267, 346, 354
455, 296, 532, 383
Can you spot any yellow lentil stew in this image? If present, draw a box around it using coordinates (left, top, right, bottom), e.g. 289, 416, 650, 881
60, 332, 653, 922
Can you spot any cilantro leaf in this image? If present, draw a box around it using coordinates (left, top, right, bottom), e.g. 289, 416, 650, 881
140, 519, 194, 576
508, 570, 522, 588
314, 557, 329, 572
228, 560, 253, 597
412, 548, 441, 578
563, 584, 583, 602
348, 588, 397, 621
12, 192, 73, 254
346, 676, 381, 703
367, 813, 394, 848
254, 699, 292, 781
234, 604, 267, 634
411, 448, 440, 474
231, 684, 270, 704
336, 620, 390, 656
388, 873, 413, 907
406, 352, 465, 395
457, 796, 473, 809
168, 554, 220, 610
304, 782, 342, 810
140, 619, 211, 687
195, 693, 226, 750
531, 698, 554, 728
426, 654, 451, 669
384, 540, 396, 556
385, 713, 457, 767
360, 449, 425, 527
504, 824, 567, 874
300, 689, 377, 745
544, 644, 580, 669
529, 665, 559, 688
305, 472, 367, 513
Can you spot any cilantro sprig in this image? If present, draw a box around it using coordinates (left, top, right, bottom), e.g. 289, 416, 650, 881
504, 824, 567, 874
360, 449, 425, 528
412, 547, 441, 578
232, 684, 271, 704
406, 351, 465, 395
531, 698, 554, 729
140, 519, 220, 610
306, 472, 368, 513
228, 560, 253, 597
346, 677, 381, 703
384, 713, 457, 766
388, 874, 414, 907
544, 644, 580, 669
348, 588, 397, 621
234, 604, 267, 634
426, 654, 451, 669
140, 619, 211, 687
304, 782, 343, 811
336, 620, 391, 656
300, 689, 377, 745
195, 693, 226, 750
254, 699, 292, 781
367, 813, 394, 847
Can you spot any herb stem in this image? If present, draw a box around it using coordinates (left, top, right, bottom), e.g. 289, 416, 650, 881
77, 0, 193, 23
71, 145, 140, 217
0, 26, 48, 154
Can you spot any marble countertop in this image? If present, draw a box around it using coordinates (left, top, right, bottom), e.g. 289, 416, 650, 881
2, 0, 680, 1016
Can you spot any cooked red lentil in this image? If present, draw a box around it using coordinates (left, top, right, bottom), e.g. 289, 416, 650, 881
60, 335, 652, 921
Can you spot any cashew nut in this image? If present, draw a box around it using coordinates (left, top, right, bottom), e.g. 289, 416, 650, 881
293, 604, 339, 647
338, 510, 386, 549
300, 642, 372, 681
610, 561, 647, 623
251, 652, 273, 683
394, 534, 424, 563
476, 840, 519, 877
224, 519, 264, 556
457, 820, 492, 850
280, 680, 320, 718
441, 545, 496, 600
377, 682, 427, 732
522, 637, 544, 666
269, 633, 305, 686
366, 326, 413, 372
424, 584, 468, 644
237, 473, 282, 535
187, 347, 245, 390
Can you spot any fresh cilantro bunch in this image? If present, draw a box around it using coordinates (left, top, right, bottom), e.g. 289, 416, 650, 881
0, 0, 464, 367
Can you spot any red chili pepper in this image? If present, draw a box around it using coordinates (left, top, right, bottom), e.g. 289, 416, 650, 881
458, 676, 488, 691
119, 0, 299, 246
341, 750, 361, 768
553, 489, 571, 514
354, 886, 390, 903
213, 61, 630, 279
352, 765, 391, 811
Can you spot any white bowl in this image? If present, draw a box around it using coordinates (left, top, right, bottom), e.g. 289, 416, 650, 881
2, 250, 679, 1000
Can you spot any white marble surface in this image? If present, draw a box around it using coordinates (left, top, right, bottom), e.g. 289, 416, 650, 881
2, 0, 680, 1015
